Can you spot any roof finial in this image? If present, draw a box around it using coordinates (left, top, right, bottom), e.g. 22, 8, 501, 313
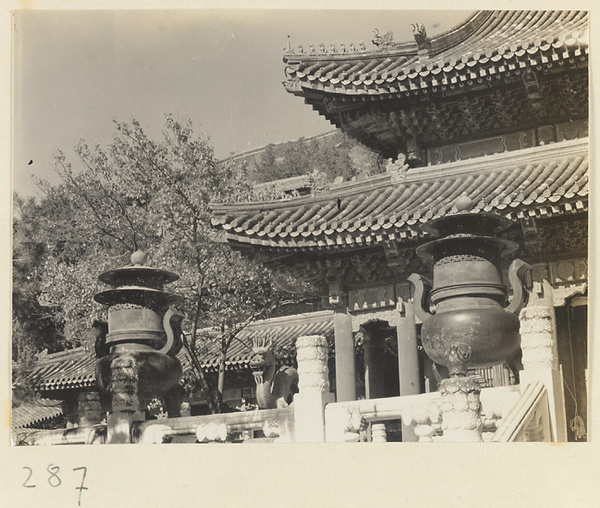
131, 250, 147, 266
372, 29, 394, 50
284, 35, 293, 54
412, 23, 431, 50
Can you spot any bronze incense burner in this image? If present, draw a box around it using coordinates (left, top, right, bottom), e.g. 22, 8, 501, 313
408, 197, 531, 376
94, 251, 184, 403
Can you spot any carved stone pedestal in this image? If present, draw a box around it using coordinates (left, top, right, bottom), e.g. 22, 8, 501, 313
106, 353, 142, 444
439, 376, 483, 442
294, 335, 335, 442
519, 299, 568, 442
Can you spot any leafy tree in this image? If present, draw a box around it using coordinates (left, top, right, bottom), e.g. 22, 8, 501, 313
12, 196, 63, 359
251, 131, 385, 184
19, 115, 315, 413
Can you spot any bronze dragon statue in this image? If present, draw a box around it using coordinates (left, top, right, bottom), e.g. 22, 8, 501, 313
249, 335, 298, 409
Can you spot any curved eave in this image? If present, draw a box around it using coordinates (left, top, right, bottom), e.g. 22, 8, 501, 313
212, 138, 589, 251
12, 399, 64, 429
283, 10, 588, 98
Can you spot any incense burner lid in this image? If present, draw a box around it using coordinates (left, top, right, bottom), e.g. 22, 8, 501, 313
416, 235, 518, 262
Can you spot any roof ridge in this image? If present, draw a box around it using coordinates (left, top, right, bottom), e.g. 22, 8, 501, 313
245, 310, 334, 327
194, 310, 335, 335
36, 346, 90, 363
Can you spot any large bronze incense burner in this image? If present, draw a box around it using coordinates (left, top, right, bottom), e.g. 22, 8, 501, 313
408, 197, 531, 377
95, 251, 184, 413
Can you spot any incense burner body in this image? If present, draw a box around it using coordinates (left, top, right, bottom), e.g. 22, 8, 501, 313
409, 209, 530, 376
94, 255, 184, 402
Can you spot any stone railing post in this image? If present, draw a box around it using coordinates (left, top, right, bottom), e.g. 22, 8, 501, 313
519, 280, 568, 441
324, 405, 367, 442
293, 335, 335, 442
400, 400, 442, 442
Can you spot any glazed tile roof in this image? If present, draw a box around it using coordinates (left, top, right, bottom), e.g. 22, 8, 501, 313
19, 311, 335, 390
211, 138, 588, 250
12, 398, 64, 428
195, 310, 334, 372
23, 347, 98, 392
283, 11, 588, 97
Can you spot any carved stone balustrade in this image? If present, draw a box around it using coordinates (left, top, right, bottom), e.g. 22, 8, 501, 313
133, 407, 295, 444
491, 382, 553, 442
20, 384, 530, 444
325, 391, 440, 442
324, 386, 521, 443
370, 423, 388, 443
400, 401, 442, 442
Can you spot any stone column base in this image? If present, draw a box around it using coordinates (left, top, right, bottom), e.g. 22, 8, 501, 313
293, 391, 335, 442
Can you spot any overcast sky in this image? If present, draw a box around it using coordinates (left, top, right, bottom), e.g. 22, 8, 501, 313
13, 9, 473, 198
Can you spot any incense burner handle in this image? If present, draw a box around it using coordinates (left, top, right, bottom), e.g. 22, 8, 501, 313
407, 273, 433, 323
159, 307, 185, 356
505, 259, 532, 316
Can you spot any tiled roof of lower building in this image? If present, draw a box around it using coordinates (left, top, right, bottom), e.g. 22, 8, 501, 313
18, 311, 335, 391
23, 348, 98, 392
210, 138, 588, 250
12, 398, 64, 428
197, 310, 334, 372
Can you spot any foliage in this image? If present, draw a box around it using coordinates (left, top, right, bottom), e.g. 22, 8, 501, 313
250, 131, 385, 185
14, 116, 317, 412
12, 196, 64, 359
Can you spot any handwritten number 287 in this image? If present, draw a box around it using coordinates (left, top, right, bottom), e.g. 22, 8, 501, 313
22, 465, 88, 506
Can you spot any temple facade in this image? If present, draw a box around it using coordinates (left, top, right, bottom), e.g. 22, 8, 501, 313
210, 10, 588, 441
15, 10, 588, 445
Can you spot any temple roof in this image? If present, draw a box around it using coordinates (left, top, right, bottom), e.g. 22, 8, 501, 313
12, 398, 64, 429
18, 311, 335, 392
283, 11, 588, 158
211, 138, 588, 250
283, 10, 588, 98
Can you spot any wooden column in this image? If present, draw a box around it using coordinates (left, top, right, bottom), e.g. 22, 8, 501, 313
363, 331, 385, 399
333, 309, 356, 402
396, 300, 420, 396
396, 297, 421, 442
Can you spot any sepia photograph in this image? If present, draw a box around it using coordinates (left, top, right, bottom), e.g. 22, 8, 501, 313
11, 7, 590, 447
